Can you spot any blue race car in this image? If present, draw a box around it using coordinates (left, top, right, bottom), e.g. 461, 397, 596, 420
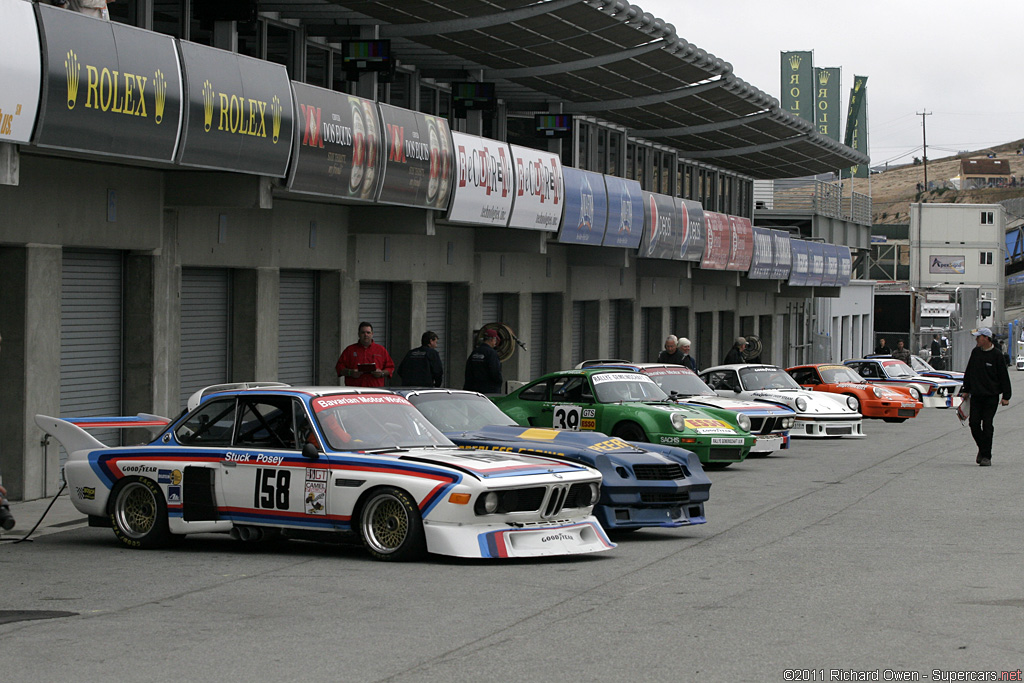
395, 388, 711, 532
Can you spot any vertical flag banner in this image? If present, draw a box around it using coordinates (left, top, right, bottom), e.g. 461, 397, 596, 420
780, 51, 814, 123
842, 75, 869, 178
814, 67, 841, 142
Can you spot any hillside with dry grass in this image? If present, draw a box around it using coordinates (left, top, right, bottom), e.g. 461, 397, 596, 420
846, 139, 1024, 224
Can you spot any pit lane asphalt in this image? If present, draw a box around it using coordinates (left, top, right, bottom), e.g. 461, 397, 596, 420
3, 373, 1024, 683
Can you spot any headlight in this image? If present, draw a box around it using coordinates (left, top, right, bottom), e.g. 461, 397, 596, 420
582, 482, 600, 507
872, 387, 883, 399
478, 491, 499, 514
670, 413, 687, 430
795, 397, 808, 412
737, 413, 751, 431
784, 417, 795, 429
846, 396, 859, 411
909, 387, 921, 401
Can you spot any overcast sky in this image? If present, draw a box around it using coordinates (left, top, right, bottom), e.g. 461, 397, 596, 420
638, 0, 1024, 168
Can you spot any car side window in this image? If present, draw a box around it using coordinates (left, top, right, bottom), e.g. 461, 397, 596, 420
704, 371, 735, 391
518, 380, 550, 402
790, 369, 815, 385
859, 364, 878, 378
176, 398, 237, 446
235, 396, 297, 450
551, 376, 587, 403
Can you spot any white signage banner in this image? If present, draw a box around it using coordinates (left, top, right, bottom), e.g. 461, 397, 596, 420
446, 131, 514, 226
508, 143, 563, 231
0, 0, 42, 144
929, 255, 966, 274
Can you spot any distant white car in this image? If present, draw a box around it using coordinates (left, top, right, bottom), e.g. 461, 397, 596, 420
1017, 356, 1024, 371
699, 364, 864, 438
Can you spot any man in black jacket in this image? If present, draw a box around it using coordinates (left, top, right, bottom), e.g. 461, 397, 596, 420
397, 331, 444, 387
961, 327, 1012, 466
723, 336, 747, 365
464, 329, 503, 394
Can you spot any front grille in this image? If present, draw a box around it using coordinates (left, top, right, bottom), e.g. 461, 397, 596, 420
897, 409, 915, 417
707, 447, 743, 462
501, 487, 546, 512
632, 464, 686, 480
640, 492, 689, 505
749, 416, 783, 434
543, 485, 568, 517
826, 426, 852, 435
749, 416, 765, 432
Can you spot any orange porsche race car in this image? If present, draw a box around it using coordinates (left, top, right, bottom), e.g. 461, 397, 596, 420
786, 363, 923, 422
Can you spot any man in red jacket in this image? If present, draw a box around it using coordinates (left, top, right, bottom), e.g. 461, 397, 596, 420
336, 321, 395, 387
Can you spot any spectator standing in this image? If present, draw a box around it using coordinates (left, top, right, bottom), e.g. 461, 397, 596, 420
397, 331, 444, 387
679, 337, 698, 372
960, 327, 1011, 466
335, 322, 395, 387
930, 334, 944, 370
874, 338, 890, 355
52, 0, 113, 20
723, 336, 747, 365
657, 335, 685, 365
891, 340, 911, 363
464, 329, 503, 394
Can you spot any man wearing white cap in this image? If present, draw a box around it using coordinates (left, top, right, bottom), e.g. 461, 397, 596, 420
961, 327, 1011, 467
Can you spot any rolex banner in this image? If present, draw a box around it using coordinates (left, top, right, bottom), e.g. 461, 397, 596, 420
780, 51, 813, 123
842, 75, 869, 178
814, 67, 841, 142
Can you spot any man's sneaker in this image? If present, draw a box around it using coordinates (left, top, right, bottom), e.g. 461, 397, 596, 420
979, 457, 992, 466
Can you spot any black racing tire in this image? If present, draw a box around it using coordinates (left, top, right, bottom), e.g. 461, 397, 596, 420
611, 421, 647, 443
358, 487, 427, 562
109, 477, 173, 549
882, 417, 908, 423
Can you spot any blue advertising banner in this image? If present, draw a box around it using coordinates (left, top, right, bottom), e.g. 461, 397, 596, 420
639, 191, 682, 260
748, 227, 774, 279
788, 239, 809, 286
558, 168, 608, 245
601, 175, 643, 249
805, 241, 825, 287
679, 198, 706, 262
836, 245, 852, 286
771, 230, 792, 280
821, 244, 840, 287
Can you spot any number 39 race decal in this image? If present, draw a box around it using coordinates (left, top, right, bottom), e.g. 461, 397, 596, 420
552, 406, 596, 431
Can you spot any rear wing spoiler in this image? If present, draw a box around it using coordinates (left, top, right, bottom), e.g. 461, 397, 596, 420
35, 413, 172, 456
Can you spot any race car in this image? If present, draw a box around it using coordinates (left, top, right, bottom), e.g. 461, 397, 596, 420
786, 363, 923, 422
699, 364, 864, 437
906, 354, 964, 382
36, 385, 614, 561
579, 362, 795, 455
394, 388, 711, 532
492, 369, 756, 467
843, 358, 962, 408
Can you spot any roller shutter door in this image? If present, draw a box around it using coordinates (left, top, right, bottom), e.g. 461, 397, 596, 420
531, 294, 547, 378
571, 301, 583, 366
180, 268, 231, 409
426, 284, 450, 382
482, 294, 502, 325
359, 282, 390, 351
61, 250, 123, 448
279, 271, 317, 385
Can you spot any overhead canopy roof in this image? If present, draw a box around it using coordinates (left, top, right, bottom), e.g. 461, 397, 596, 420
261, 0, 869, 179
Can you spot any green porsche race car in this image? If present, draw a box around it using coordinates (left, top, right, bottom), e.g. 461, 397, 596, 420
493, 369, 755, 466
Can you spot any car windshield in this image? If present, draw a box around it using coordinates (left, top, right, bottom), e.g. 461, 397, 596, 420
909, 355, 934, 373
591, 372, 669, 403
406, 392, 515, 432
739, 367, 802, 391
882, 361, 917, 378
642, 367, 716, 397
819, 366, 866, 384
310, 394, 453, 451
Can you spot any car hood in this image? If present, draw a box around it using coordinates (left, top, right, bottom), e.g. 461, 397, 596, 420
679, 395, 795, 414
743, 389, 857, 414
398, 446, 593, 480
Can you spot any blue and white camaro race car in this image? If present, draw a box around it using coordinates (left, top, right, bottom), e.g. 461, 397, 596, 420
394, 388, 712, 532
36, 384, 613, 561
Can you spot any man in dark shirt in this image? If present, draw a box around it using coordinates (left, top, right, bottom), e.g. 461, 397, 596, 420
464, 329, 503, 394
397, 331, 444, 387
930, 334, 944, 369
679, 337, 698, 372
874, 338, 890, 355
723, 336, 747, 365
891, 340, 911, 363
657, 335, 685, 365
961, 327, 1011, 467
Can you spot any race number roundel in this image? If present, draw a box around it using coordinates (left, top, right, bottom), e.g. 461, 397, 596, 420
552, 405, 582, 431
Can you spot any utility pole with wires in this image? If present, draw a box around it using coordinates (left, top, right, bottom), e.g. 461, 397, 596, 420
917, 110, 932, 189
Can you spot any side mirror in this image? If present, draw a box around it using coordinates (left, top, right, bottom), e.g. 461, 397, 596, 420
302, 441, 320, 460
733, 386, 742, 393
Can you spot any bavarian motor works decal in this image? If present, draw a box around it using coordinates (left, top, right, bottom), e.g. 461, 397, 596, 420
683, 418, 737, 435
305, 467, 327, 515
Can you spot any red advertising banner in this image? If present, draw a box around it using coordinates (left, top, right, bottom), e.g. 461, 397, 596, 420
726, 215, 754, 271
701, 211, 731, 269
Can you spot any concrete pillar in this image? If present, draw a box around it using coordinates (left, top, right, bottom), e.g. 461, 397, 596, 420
318, 270, 343, 384
231, 267, 279, 382
0, 245, 61, 500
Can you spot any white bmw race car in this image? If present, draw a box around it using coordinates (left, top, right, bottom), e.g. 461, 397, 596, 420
37, 385, 613, 561
699, 364, 864, 438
